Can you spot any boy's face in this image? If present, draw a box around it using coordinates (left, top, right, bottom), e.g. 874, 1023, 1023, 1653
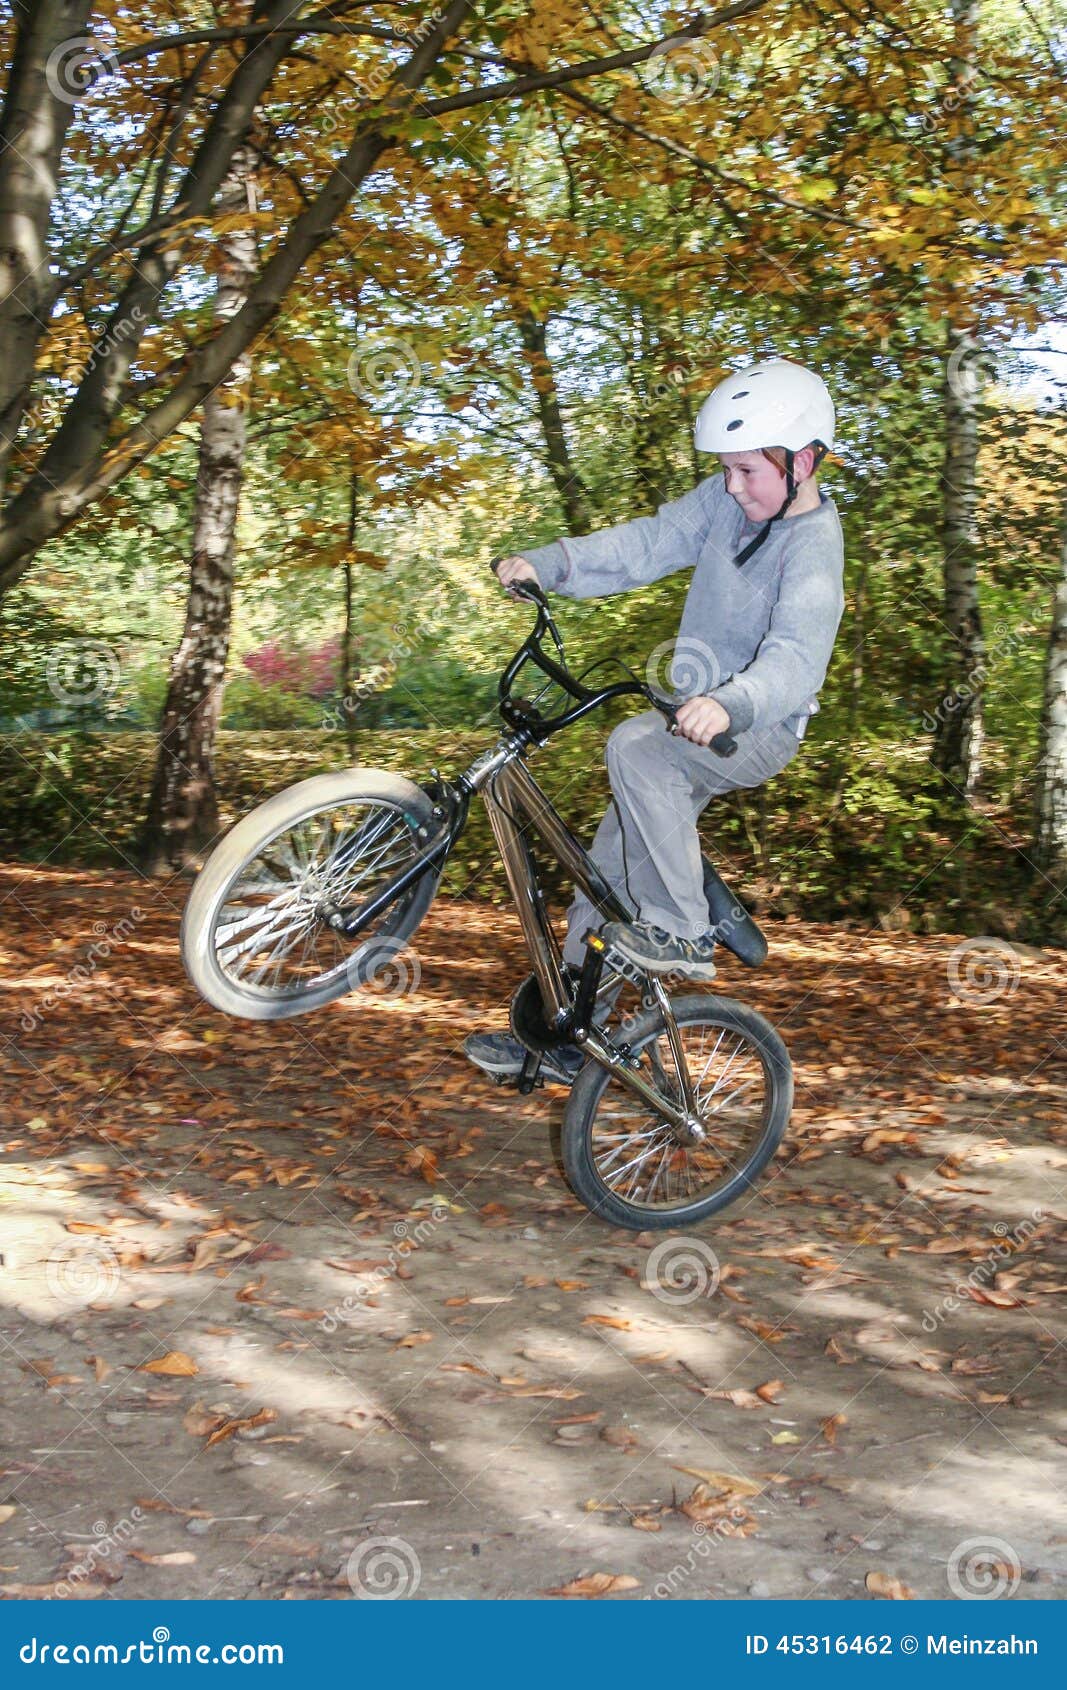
719, 450, 788, 523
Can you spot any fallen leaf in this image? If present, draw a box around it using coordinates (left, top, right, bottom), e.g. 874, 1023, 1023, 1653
582, 1314, 633, 1331
393, 1331, 434, 1349
756, 1379, 785, 1402
129, 1551, 197, 1567
865, 1571, 915, 1600
600, 1424, 640, 1451
821, 1412, 848, 1445
0, 1506, 16, 1525
543, 1572, 640, 1598
631, 1515, 662, 1532
204, 1406, 277, 1449
139, 1351, 198, 1377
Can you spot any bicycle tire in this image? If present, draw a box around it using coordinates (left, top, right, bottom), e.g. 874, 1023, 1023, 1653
561, 995, 792, 1230
180, 769, 442, 1021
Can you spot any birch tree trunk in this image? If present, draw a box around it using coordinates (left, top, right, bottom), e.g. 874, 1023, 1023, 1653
1034, 510, 1067, 888
140, 148, 258, 872
931, 0, 985, 794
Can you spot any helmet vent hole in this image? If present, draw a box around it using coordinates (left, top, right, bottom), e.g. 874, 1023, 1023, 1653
732, 390, 749, 399
726, 418, 743, 431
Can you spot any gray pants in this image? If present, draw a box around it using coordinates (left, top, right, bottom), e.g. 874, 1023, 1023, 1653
561, 711, 802, 970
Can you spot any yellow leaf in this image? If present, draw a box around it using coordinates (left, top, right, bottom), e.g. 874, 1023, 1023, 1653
139, 1351, 198, 1377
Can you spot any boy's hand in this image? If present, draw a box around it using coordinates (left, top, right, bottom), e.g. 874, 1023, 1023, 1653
495, 555, 539, 598
674, 695, 732, 747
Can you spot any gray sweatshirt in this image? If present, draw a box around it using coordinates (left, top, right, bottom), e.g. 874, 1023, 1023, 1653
522, 473, 845, 738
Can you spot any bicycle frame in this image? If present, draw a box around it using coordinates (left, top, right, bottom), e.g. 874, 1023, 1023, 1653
334, 579, 732, 1139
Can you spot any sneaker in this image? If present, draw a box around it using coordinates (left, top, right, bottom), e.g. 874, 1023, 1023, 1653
599, 919, 717, 981
463, 1031, 585, 1086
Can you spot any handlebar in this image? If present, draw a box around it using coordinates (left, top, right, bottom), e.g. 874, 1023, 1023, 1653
489, 556, 737, 758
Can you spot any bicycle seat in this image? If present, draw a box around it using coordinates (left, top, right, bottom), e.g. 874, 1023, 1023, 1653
701, 856, 767, 967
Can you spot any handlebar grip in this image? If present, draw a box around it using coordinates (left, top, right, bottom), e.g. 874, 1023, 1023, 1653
665, 714, 737, 757
490, 554, 546, 606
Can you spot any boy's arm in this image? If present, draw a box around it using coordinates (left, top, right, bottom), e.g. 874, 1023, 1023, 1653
709, 543, 845, 734
522, 477, 718, 599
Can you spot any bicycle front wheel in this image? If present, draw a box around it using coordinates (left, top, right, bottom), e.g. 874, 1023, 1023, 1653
561, 996, 792, 1230
180, 769, 442, 1021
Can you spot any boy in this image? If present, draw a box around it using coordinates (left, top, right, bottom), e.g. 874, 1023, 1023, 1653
465, 357, 844, 1086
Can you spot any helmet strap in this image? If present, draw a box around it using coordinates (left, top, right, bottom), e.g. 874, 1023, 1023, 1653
733, 444, 828, 568
734, 447, 797, 567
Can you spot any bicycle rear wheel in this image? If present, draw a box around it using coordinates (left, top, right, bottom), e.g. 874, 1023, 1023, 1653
180, 769, 442, 1021
561, 995, 792, 1230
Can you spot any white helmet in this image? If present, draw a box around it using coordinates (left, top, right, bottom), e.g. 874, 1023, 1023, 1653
694, 358, 835, 455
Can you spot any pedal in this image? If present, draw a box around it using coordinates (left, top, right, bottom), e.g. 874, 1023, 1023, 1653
583, 928, 646, 990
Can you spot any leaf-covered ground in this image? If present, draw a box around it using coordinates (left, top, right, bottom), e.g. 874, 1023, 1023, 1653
0, 865, 1064, 1601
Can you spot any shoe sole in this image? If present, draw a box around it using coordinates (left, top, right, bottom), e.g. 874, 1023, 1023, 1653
612, 953, 717, 982
465, 1050, 580, 1086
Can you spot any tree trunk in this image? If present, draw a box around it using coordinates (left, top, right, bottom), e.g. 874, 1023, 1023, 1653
0, 0, 94, 499
931, 318, 985, 792
1034, 509, 1067, 888
140, 149, 258, 872
341, 471, 360, 759
513, 307, 595, 535
931, 0, 984, 794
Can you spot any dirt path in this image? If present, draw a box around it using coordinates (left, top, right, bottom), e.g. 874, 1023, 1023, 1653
1, 866, 1064, 1601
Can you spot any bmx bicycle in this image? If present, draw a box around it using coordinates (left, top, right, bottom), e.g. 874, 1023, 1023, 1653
180, 563, 793, 1230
